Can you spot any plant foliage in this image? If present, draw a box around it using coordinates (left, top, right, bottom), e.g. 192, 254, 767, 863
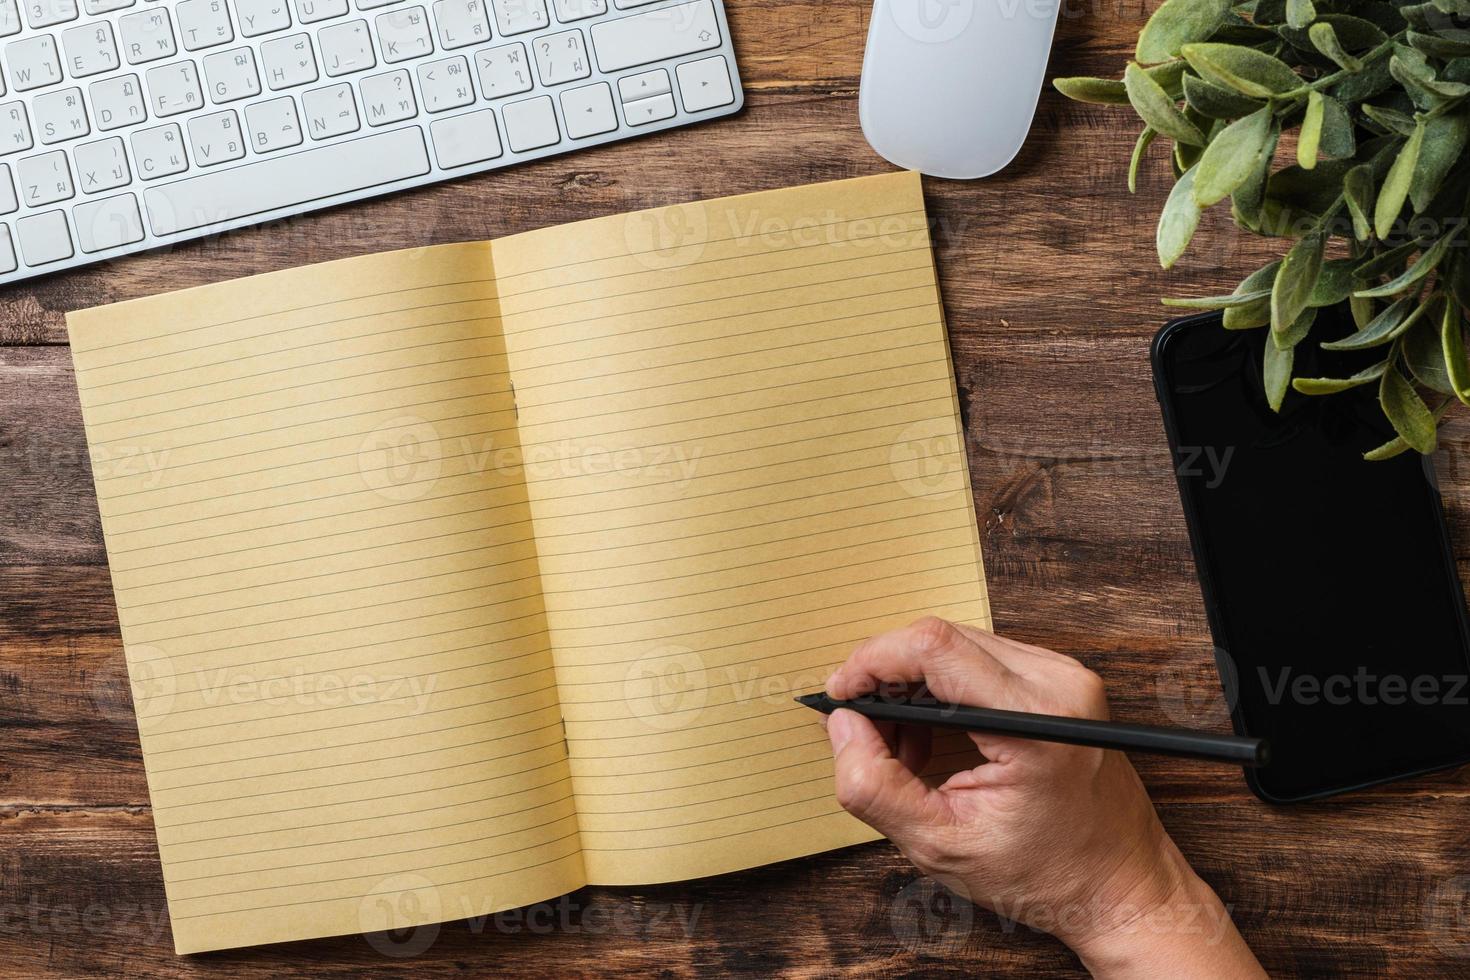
1055, 0, 1470, 457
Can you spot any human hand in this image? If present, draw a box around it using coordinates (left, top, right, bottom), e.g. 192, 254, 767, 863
823, 617, 1263, 978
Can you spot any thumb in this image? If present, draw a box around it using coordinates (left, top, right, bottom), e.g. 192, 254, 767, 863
828, 708, 936, 839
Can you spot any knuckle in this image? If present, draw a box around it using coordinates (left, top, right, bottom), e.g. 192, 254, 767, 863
1070, 666, 1109, 715
835, 765, 878, 817
907, 615, 958, 655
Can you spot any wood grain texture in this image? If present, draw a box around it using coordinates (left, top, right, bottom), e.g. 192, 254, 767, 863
5, 0, 1470, 973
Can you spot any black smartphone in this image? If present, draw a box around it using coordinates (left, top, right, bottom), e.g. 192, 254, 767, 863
1152, 308, 1470, 802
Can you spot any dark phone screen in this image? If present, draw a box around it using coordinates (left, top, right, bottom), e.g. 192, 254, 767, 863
1156, 311, 1470, 800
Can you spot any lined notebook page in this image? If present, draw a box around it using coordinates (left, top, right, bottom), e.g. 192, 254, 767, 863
492, 171, 992, 883
67, 245, 585, 953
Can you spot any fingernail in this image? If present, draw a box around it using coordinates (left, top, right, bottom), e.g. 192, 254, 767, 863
828, 709, 855, 754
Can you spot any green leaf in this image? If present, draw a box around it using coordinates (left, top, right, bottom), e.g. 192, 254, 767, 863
1275, 305, 1317, 349
1128, 126, 1158, 193
1182, 42, 1303, 97
1355, 239, 1425, 281
1352, 292, 1376, 330
1320, 294, 1420, 349
1443, 299, 1470, 404
1409, 110, 1470, 212
1354, 233, 1454, 298
1223, 261, 1282, 328
1308, 258, 1358, 306
1053, 77, 1130, 105
1124, 62, 1207, 146
1405, 299, 1455, 393
1298, 91, 1325, 169
1407, 29, 1470, 58
1331, 58, 1395, 102
1263, 329, 1294, 410
1391, 51, 1470, 101
1361, 103, 1418, 137
1271, 227, 1326, 335
1309, 21, 1363, 70
1364, 433, 1414, 459
1380, 363, 1438, 453
1162, 289, 1272, 308
1193, 106, 1275, 205
1230, 123, 1280, 229
1157, 165, 1203, 268
1137, 0, 1232, 62
1343, 164, 1375, 240
1316, 95, 1356, 158
1147, 60, 1191, 99
1286, 0, 1315, 27
1182, 73, 1266, 118
1293, 359, 1388, 394
1375, 123, 1423, 239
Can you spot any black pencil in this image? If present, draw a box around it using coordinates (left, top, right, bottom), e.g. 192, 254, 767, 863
795, 692, 1269, 767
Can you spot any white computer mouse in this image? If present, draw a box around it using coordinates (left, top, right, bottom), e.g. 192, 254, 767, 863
859, 0, 1062, 179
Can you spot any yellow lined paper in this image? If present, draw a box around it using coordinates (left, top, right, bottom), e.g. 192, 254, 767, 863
66, 171, 990, 953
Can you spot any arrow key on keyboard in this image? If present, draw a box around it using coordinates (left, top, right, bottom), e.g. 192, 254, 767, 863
560, 81, 614, 139
623, 91, 673, 126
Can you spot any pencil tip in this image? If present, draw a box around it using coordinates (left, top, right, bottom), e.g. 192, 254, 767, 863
794, 692, 824, 708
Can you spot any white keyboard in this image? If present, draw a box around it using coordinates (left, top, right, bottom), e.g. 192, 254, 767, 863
0, 0, 742, 283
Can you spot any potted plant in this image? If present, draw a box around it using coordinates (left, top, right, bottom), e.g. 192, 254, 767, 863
1056, 0, 1470, 457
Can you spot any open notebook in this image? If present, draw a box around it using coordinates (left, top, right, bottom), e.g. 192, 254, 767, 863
67, 170, 991, 954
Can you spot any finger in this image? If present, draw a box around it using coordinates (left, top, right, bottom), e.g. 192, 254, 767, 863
827, 616, 1019, 707
950, 623, 1077, 668
827, 709, 938, 838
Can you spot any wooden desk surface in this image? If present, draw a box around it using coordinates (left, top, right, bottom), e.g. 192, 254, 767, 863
6, 0, 1470, 974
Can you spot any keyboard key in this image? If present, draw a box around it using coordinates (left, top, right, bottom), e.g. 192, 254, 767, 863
319, 19, 374, 74
416, 54, 470, 111
186, 107, 242, 163
7, 34, 63, 90
676, 54, 731, 111
17, 148, 72, 204
532, 28, 587, 86
473, 42, 531, 99
0, 0, 18, 36
501, 94, 557, 151
591, 0, 719, 72
295, 0, 348, 21
560, 80, 613, 138
33, 86, 89, 142
429, 106, 498, 166
203, 46, 261, 101
0, 224, 14, 272
130, 122, 186, 178
146, 59, 203, 115
301, 80, 357, 137
235, 0, 291, 36
144, 126, 429, 234
551, 0, 602, 21
175, 0, 233, 49
90, 73, 146, 128
377, 6, 431, 63
73, 135, 129, 190
261, 32, 317, 87
16, 208, 71, 263
616, 66, 666, 102
245, 95, 302, 151
623, 90, 672, 125
490, 0, 545, 35
0, 163, 14, 210
61, 22, 120, 77
359, 67, 414, 124
119, 8, 175, 64
74, 191, 143, 251
431, 0, 487, 49
0, 100, 31, 153
82, 0, 132, 14
355, 0, 399, 9
24, 0, 77, 29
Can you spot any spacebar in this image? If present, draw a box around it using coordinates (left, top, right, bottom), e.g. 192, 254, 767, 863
144, 127, 431, 236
